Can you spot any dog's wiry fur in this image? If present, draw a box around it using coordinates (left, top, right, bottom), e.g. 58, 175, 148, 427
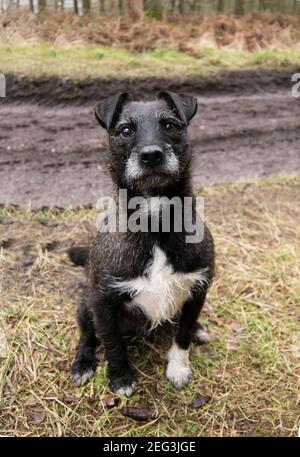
70, 91, 215, 396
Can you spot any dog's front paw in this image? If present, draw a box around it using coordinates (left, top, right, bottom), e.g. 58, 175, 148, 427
166, 361, 192, 389
166, 341, 192, 389
71, 358, 96, 387
111, 374, 136, 397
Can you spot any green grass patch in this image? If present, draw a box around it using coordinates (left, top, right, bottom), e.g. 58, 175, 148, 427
1, 43, 300, 80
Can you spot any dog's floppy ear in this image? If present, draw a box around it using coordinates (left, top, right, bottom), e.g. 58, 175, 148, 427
158, 91, 197, 126
95, 92, 131, 130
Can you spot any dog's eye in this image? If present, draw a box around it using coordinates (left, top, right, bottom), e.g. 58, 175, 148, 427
120, 126, 132, 137
164, 122, 177, 132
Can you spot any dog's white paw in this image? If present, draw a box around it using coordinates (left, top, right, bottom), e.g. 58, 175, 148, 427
194, 328, 211, 345
166, 361, 192, 389
114, 381, 136, 397
72, 368, 95, 387
166, 340, 192, 389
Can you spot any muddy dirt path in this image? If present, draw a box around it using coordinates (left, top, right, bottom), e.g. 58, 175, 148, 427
1, 79, 299, 208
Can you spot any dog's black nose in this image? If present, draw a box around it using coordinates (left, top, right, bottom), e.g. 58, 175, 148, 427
140, 145, 164, 167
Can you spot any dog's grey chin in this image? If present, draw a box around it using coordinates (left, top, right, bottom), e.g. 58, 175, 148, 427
129, 173, 175, 190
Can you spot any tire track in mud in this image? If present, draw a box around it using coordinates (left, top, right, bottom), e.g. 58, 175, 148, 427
1, 85, 299, 208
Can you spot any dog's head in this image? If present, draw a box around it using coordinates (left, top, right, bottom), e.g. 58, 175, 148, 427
95, 92, 197, 192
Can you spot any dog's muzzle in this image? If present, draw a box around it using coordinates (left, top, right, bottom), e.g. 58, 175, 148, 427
125, 143, 179, 188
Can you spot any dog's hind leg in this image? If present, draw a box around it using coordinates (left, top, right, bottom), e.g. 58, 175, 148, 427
193, 322, 210, 345
71, 297, 98, 387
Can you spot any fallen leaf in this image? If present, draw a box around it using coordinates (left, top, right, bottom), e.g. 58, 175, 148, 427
120, 406, 156, 422
25, 404, 45, 424
191, 395, 211, 409
39, 219, 60, 227
102, 397, 120, 409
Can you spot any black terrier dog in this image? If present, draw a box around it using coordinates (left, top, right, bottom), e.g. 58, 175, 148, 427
69, 92, 215, 396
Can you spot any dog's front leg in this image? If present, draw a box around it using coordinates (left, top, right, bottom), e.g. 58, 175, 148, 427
94, 301, 136, 397
166, 287, 207, 389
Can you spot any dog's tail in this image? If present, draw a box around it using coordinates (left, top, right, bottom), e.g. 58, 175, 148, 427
68, 246, 89, 267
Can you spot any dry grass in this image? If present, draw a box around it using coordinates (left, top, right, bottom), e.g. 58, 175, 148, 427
1, 11, 300, 53
0, 176, 299, 436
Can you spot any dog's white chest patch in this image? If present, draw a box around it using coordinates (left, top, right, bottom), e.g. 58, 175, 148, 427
114, 246, 208, 328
